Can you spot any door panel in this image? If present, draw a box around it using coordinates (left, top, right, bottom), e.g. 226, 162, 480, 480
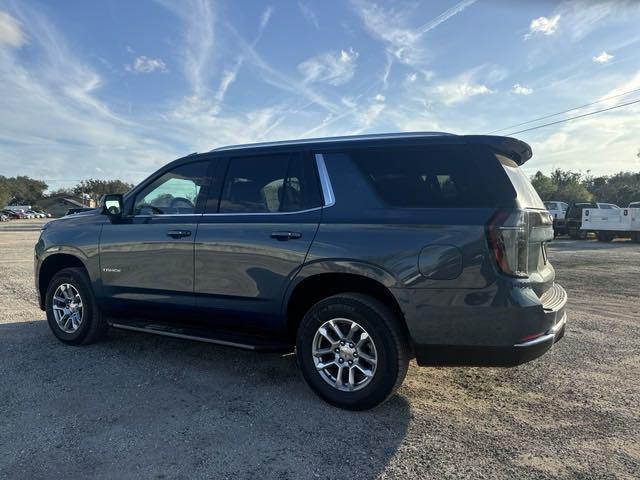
99, 217, 199, 308
194, 210, 321, 327
193, 152, 323, 331
98, 159, 213, 311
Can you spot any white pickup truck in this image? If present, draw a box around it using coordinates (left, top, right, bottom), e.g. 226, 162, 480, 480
544, 201, 568, 221
581, 204, 640, 242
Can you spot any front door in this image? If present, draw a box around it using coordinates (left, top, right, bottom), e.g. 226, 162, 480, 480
194, 152, 323, 331
99, 160, 211, 311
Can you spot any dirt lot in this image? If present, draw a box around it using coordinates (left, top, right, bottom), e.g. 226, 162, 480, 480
1, 219, 639, 479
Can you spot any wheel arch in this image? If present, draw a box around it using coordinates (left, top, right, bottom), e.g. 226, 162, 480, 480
38, 253, 89, 309
284, 267, 410, 343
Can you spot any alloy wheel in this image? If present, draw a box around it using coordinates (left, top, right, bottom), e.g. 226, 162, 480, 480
312, 318, 378, 392
52, 283, 84, 333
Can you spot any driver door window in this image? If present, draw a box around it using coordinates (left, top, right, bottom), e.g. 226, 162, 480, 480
133, 161, 209, 215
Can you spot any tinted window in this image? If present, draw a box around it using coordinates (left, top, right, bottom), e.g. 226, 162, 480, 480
219, 154, 322, 213
343, 145, 514, 208
133, 161, 209, 215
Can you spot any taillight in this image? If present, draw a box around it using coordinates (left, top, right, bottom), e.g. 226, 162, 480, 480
487, 210, 529, 278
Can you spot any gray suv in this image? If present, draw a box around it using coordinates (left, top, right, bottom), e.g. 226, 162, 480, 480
35, 132, 567, 410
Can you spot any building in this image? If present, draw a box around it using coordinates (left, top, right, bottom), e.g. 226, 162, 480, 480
37, 195, 96, 218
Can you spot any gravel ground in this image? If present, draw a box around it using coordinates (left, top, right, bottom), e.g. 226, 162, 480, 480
1, 219, 638, 479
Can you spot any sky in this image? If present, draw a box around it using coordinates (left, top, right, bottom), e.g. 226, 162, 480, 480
1, 0, 639, 190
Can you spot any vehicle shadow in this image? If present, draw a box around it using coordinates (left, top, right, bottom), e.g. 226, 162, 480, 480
0, 320, 411, 480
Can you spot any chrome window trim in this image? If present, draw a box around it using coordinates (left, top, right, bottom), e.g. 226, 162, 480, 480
315, 153, 335, 207
131, 213, 203, 218
201, 206, 323, 217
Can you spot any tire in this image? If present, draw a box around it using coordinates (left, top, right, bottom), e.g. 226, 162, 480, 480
45, 267, 108, 345
574, 229, 587, 240
632, 232, 640, 243
296, 293, 409, 410
596, 231, 614, 242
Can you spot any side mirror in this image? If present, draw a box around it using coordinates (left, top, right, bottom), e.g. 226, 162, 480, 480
101, 194, 124, 218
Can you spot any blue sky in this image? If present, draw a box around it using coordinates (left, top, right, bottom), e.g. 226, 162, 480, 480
1, 0, 639, 189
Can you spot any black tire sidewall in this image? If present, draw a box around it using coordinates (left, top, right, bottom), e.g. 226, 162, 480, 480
296, 296, 403, 410
45, 268, 96, 345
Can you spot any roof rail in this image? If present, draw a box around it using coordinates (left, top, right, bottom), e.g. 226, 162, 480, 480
210, 131, 456, 153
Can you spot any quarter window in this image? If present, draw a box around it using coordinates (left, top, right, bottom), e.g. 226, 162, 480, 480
338, 145, 514, 208
218, 154, 322, 213
133, 161, 209, 215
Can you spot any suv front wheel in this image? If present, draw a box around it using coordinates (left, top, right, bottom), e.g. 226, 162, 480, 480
296, 293, 409, 410
45, 267, 108, 345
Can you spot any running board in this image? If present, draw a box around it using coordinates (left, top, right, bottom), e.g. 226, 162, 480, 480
109, 319, 292, 353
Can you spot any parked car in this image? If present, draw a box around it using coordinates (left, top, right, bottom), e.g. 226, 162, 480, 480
27, 210, 46, 218
1, 209, 21, 219
581, 204, 640, 243
563, 202, 598, 239
35, 132, 567, 410
65, 208, 94, 216
544, 201, 568, 236
0, 213, 8, 222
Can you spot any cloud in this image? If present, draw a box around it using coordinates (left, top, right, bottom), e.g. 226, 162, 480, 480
0, 10, 26, 47
126, 56, 167, 73
511, 83, 533, 95
298, 2, 319, 30
298, 48, 358, 86
0, 4, 180, 184
593, 51, 614, 63
406, 72, 417, 83
434, 82, 492, 105
429, 67, 500, 105
351, 0, 476, 65
155, 0, 215, 98
374, 93, 385, 102
525, 15, 560, 39
259, 6, 273, 33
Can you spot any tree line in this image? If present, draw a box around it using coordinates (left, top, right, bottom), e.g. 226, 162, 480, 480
530, 169, 640, 206
0, 176, 133, 208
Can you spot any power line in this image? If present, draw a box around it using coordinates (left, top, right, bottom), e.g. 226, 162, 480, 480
487, 86, 640, 135
505, 98, 640, 136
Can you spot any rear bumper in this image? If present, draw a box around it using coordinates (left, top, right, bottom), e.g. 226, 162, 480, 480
410, 283, 568, 367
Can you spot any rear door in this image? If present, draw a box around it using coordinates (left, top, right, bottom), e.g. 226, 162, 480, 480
194, 152, 323, 331
99, 160, 212, 310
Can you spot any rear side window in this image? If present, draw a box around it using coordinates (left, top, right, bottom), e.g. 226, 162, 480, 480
343, 145, 514, 208
218, 154, 322, 213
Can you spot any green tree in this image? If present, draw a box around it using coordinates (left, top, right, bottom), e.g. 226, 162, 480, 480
0, 176, 11, 208
73, 179, 133, 203
530, 171, 556, 200
2, 176, 48, 205
555, 183, 592, 203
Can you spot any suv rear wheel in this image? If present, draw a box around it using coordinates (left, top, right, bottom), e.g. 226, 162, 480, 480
45, 267, 108, 345
296, 293, 409, 410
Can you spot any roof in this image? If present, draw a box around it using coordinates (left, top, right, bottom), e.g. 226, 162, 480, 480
211, 131, 456, 153
209, 131, 533, 165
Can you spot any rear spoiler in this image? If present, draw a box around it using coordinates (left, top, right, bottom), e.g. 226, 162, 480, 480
463, 135, 532, 165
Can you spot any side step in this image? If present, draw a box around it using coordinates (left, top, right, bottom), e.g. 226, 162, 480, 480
108, 318, 293, 353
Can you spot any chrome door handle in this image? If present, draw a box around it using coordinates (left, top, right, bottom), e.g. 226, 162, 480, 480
270, 231, 302, 241
167, 229, 191, 238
